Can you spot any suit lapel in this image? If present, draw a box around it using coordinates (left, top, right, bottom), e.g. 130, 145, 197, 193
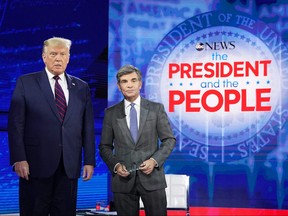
63, 74, 76, 123
116, 98, 149, 145
37, 71, 60, 121
116, 101, 136, 144
138, 98, 149, 140
37, 71, 75, 124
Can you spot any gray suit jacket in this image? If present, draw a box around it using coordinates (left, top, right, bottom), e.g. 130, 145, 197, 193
99, 97, 176, 192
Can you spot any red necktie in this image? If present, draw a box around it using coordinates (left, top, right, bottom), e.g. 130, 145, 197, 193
53, 76, 67, 123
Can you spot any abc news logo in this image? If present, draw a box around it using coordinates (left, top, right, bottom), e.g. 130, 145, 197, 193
196, 41, 235, 51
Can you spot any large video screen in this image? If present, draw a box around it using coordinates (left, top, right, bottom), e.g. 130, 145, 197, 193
108, 0, 288, 208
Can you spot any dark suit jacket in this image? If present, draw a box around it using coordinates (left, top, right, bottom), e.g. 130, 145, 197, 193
8, 70, 95, 179
99, 97, 176, 192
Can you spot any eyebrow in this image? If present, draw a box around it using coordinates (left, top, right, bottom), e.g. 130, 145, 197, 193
120, 77, 138, 82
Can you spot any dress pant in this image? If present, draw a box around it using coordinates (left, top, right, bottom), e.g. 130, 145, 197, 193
19, 158, 78, 216
114, 172, 167, 216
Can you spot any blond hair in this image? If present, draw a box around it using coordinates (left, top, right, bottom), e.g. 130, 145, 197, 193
42, 37, 72, 53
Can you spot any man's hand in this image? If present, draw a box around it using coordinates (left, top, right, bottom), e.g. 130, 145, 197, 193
82, 165, 94, 181
116, 164, 130, 178
14, 161, 30, 180
139, 158, 156, 175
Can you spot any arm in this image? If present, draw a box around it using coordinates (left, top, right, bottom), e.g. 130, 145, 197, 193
99, 108, 120, 174
82, 84, 96, 180
8, 77, 30, 180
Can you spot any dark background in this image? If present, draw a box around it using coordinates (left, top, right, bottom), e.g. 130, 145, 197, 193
0, 0, 109, 213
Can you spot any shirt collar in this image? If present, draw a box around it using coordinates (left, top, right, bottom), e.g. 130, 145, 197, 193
125, 96, 141, 108
45, 68, 66, 81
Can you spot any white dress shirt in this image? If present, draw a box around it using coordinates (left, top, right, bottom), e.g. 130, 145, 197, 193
124, 96, 140, 129
45, 68, 69, 105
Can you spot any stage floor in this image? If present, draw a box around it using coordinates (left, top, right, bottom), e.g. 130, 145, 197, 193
1, 207, 288, 215
140, 207, 288, 216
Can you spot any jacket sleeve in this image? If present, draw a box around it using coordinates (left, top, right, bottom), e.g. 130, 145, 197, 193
8, 77, 27, 165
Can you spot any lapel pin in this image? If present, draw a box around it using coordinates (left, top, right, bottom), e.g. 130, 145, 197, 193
72, 83, 75, 86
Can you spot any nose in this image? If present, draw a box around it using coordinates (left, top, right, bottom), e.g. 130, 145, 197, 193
55, 54, 60, 59
54, 53, 64, 60
127, 82, 134, 88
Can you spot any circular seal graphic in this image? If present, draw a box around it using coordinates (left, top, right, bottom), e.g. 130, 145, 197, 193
145, 10, 288, 163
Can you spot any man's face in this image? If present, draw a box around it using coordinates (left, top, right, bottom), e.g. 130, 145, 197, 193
42, 45, 70, 75
117, 72, 142, 102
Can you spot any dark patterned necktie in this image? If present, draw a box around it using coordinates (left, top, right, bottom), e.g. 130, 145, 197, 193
53, 75, 67, 123
130, 103, 138, 143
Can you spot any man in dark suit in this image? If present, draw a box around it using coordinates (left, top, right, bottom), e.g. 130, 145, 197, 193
8, 37, 95, 216
99, 64, 176, 216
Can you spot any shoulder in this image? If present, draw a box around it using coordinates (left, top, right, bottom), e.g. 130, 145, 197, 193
14, 71, 45, 86
67, 74, 85, 83
103, 101, 125, 119
66, 74, 88, 87
18, 71, 43, 80
106, 101, 123, 112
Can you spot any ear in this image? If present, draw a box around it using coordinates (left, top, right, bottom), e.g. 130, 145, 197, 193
42, 53, 46, 62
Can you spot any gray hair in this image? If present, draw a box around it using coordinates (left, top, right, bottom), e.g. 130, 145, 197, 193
116, 64, 142, 83
42, 37, 72, 53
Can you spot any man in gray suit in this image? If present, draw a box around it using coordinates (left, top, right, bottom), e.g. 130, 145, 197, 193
99, 64, 176, 216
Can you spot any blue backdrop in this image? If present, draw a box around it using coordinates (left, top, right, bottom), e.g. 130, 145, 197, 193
108, 0, 288, 210
1, 0, 288, 214
0, 0, 109, 214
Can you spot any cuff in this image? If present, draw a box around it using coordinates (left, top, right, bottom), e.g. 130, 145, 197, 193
113, 163, 120, 173
150, 158, 158, 167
